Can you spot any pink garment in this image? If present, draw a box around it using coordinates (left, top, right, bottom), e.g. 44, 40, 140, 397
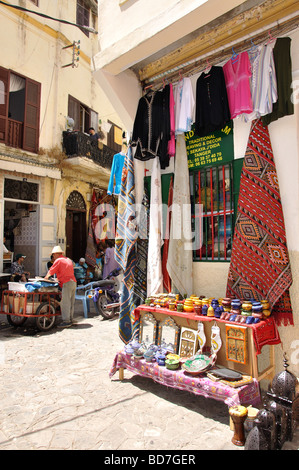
223, 51, 253, 118
168, 83, 175, 157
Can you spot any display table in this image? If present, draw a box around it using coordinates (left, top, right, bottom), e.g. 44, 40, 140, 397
134, 305, 281, 382
110, 351, 262, 408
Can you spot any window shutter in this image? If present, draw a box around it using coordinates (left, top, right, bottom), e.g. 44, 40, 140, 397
68, 95, 80, 131
0, 66, 9, 143
23, 78, 41, 153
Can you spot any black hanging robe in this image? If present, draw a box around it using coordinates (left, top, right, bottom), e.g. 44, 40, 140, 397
132, 85, 171, 170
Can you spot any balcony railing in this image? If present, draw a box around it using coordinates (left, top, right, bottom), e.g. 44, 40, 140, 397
7, 119, 23, 149
62, 131, 114, 169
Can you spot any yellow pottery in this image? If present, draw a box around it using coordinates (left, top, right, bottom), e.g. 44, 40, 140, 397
207, 305, 215, 317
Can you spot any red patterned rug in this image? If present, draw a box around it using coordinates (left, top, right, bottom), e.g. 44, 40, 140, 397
226, 119, 293, 326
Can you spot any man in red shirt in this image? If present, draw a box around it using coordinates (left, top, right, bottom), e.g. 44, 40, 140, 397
44, 246, 76, 328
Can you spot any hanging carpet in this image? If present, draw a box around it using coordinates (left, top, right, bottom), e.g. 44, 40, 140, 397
115, 146, 138, 343
226, 119, 293, 326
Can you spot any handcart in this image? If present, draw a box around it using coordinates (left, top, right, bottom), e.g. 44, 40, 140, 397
0, 287, 61, 332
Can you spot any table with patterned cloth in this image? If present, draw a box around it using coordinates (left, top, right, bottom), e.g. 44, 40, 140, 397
110, 351, 262, 408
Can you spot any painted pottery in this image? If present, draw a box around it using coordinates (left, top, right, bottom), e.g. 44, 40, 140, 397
183, 299, 194, 312
229, 406, 248, 446
207, 305, 215, 317
201, 304, 208, 316
165, 358, 180, 370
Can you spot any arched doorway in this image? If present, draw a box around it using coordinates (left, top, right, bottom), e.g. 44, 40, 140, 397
65, 191, 86, 262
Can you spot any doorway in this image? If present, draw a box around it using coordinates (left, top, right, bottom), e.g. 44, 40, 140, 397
3, 177, 40, 276
65, 191, 87, 262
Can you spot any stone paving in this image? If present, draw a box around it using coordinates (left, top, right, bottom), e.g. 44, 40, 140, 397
0, 301, 298, 451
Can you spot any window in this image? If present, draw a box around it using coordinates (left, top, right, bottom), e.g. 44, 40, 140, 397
77, 0, 90, 36
0, 67, 41, 153
29, 0, 39, 5
107, 121, 122, 153
68, 95, 97, 134
4, 178, 39, 202
190, 159, 243, 261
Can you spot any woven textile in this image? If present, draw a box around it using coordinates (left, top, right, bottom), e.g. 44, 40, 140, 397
226, 119, 293, 326
132, 187, 149, 306
110, 351, 261, 408
115, 147, 138, 343
162, 175, 173, 292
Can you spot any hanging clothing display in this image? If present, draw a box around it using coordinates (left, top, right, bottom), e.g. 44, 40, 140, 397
166, 135, 193, 297
262, 37, 294, 125
246, 43, 277, 122
226, 119, 293, 326
168, 83, 176, 158
147, 157, 164, 296
107, 151, 126, 195
162, 175, 173, 293
195, 66, 231, 136
132, 186, 149, 306
115, 147, 138, 343
223, 51, 253, 119
132, 85, 171, 169
174, 77, 195, 134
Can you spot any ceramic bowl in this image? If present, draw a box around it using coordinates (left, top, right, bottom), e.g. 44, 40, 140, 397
165, 359, 180, 370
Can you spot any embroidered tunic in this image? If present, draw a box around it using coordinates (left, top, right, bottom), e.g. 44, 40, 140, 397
174, 77, 195, 134
132, 85, 171, 169
195, 66, 231, 136
223, 51, 253, 119
245, 43, 277, 121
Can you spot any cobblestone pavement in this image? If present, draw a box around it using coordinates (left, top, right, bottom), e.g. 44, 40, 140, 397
0, 301, 298, 451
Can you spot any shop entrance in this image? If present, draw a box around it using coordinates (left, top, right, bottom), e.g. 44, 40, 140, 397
2, 178, 40, 276
65, 191, 87, 263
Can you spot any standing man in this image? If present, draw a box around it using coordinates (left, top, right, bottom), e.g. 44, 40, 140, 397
44, 246, 76, 328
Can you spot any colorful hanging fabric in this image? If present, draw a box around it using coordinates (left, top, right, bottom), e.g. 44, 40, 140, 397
147, 157, 164, 296
162, 175, 173, 292
262, 37, 294, 125
85, 189, 99, 267
132, 186, 149, 306
115, 146, 138, 343
226, 119, 293, 326
167, 134, 193, 297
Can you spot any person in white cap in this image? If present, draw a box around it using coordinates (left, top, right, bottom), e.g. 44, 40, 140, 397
74, 257, 93, 285
44, 246, 76, 328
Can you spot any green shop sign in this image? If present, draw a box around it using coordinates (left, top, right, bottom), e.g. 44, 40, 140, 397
185, 121, 234, 170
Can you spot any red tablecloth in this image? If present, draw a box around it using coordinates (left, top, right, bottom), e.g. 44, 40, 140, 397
110, 351, 262, 408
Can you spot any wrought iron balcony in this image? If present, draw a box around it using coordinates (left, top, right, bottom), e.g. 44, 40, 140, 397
62, 131, 114, 169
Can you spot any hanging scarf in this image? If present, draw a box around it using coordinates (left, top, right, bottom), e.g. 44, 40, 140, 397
162, 175, 173, 292
226, 119, 293, 326
85, 190, 99, 267
115, 146, 138, 343
167, 134, 193, 297
147, 157, 164, 296
133, 186, 149, 305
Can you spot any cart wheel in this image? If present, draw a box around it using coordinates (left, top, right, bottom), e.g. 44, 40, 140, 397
35, 302, 57, 331
97, 293, 115, 319
7, 314, 27, 328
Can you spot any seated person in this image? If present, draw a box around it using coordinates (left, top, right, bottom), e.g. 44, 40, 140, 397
10, 254, 30, 282
74, 258, 93, 285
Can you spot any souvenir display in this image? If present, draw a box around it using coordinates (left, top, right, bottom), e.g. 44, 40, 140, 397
226, 325, 247, 364
211, 324, 222, 354
182, 353, 217, 376
141, 293, 272, 323
179, 327, 198, 358
196, 322, 206, 353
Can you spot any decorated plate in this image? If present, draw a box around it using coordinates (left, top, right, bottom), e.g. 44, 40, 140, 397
183, 354, 216, 376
